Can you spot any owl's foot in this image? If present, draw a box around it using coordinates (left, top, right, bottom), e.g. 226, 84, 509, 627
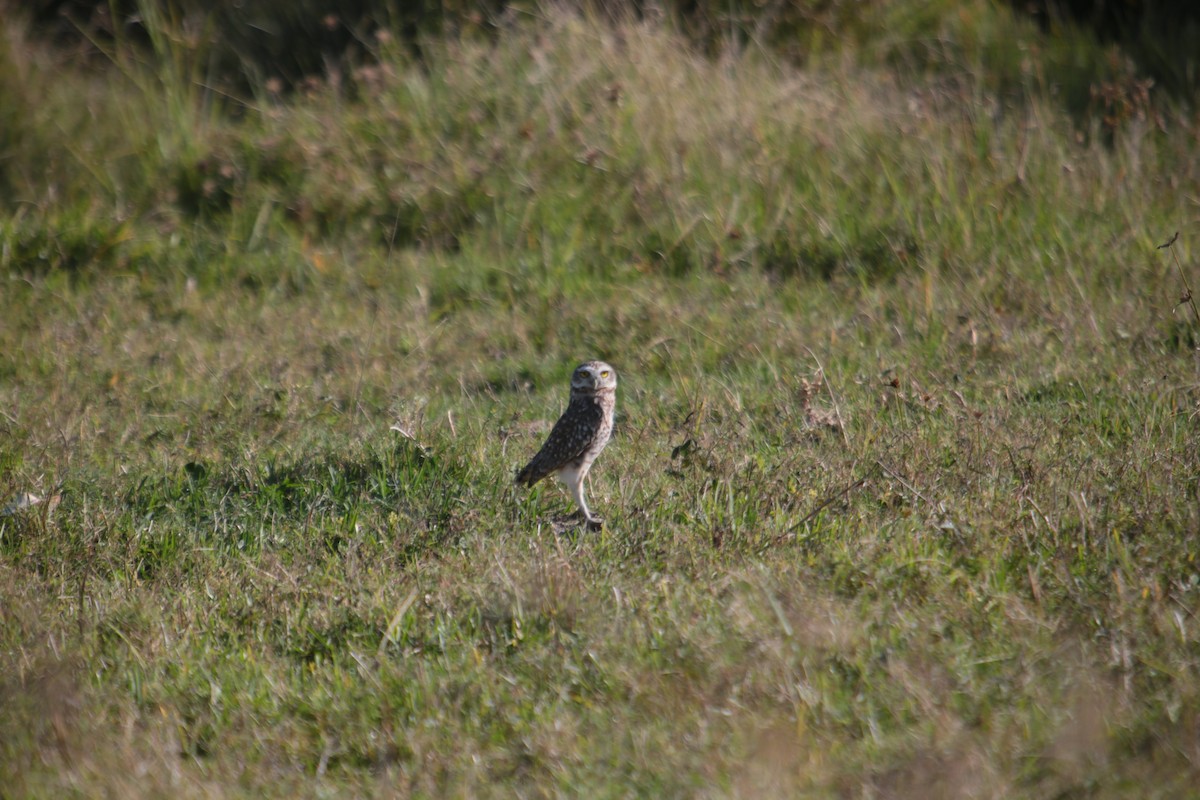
551, 511, 603, 534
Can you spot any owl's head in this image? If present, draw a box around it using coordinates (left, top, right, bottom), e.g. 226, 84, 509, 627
571, 360, 617, 394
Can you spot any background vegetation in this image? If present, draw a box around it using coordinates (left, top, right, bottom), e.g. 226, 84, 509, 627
2, 0, 1198, 796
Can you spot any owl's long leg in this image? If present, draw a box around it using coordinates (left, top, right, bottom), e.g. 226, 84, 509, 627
566, 469, 593, 523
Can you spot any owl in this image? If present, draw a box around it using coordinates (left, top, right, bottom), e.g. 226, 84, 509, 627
515, 361, 617, 528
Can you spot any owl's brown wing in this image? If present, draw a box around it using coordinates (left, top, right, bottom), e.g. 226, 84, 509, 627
515, 400, 603, 486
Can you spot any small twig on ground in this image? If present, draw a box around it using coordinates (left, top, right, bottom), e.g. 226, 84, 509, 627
785, 462, 880, 535
1159, 231, 1200, 329
1025, 496, 1058, 536
377, 587, 420, 661
352, 296, 381, 421
1157, 231, 1179, 250
803, 346, 850, 447
875, 459, 935, 508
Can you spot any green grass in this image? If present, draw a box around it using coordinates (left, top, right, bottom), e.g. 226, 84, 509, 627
2, 2, 1200, 797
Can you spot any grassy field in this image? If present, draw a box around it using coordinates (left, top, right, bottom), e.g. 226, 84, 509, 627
2, 2, 1199, 796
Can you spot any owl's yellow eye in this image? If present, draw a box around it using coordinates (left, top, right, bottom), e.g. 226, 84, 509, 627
600, 370, 610, 378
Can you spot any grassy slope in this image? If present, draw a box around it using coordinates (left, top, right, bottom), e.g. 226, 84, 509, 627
2, 4, 1199, 797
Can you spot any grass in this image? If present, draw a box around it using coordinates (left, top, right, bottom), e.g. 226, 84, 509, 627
2, 2, 1200, 796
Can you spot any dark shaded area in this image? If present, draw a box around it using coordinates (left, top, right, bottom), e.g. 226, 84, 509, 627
1017, 0, 1199, 42
22, 0, 498, 90
19, 1, 1200, 101
1013, 0, 1200, 96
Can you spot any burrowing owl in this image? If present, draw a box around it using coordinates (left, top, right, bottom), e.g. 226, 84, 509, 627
515, 361, 617, 528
